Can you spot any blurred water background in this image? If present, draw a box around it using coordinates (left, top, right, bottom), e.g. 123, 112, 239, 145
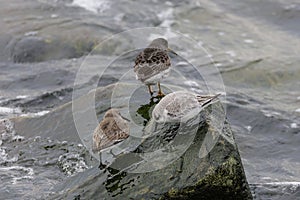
0, 0, 299, 199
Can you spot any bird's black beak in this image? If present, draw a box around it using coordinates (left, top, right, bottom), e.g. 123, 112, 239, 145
121, 115, 130, 122
168, 48, 178, 56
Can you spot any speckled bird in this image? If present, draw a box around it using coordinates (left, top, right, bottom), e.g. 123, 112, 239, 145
92, 109, 129, 152
134, 38, 177, 97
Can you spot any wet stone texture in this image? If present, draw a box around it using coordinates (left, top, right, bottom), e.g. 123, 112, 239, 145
47, 83, 253, 200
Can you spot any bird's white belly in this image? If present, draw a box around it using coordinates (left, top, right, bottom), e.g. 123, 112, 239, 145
143, 68, 170, 85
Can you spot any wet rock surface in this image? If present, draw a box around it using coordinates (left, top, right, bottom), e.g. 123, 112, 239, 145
22, 83, 252, 199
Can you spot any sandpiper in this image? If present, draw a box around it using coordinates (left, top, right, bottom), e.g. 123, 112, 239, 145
134, 38, 177, 97
151, 91, 220, 123
92, 108, 129, 152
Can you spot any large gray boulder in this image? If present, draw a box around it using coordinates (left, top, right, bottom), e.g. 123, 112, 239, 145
20, 83, 251, 199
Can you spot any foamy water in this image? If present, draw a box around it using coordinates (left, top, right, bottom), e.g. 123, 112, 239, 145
0, 0, 299, 198
0, 107, 22, 114
20, 110, 50, 117
71, 0, 111, 13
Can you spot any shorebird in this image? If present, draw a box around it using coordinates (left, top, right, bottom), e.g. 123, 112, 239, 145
140, 91, 221, 152
92, 109, 129, 152
134, 38, 177, 97
151, 91, 221, 123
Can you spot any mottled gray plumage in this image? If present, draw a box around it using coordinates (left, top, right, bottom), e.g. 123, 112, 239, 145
134, 38, 174, 96
92, 109, 129, 152
134, 50, 170, 82
152, 91, 220, 123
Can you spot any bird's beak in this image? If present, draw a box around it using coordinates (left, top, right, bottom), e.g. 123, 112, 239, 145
168, 48, 178, 55
120, 115, 130, 122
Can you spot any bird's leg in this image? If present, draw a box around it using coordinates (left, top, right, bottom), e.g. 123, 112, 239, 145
98, 151, 107, 170
157, 82, 165, 97
148, 85, 153, 96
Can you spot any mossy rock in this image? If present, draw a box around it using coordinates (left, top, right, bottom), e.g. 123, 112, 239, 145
46, 83, 252, 199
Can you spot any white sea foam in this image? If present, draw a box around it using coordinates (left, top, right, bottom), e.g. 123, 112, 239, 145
290, 123, 298, 129
261, 109, 282, 117
0, 119, 16, 140
214, 63, 223, 67
218, 32, 225, 36
51, 14, 58, 18
58, 153, 89, 176
226, 50, 236, 57
245, 125, 252, 131
16, 95, 28, 99
176, 61, 189, 66
35, 110, 50, 116
0, 147, 18, 164
72, 0, 111, 13
244, 39, 254, 44
20, 110, 50, 117
0, 107, 22, 114
254, 181, 300, 186
0, 166, 34, 184
24, 31, 38, 37
252, 181, 300, 193
0, 118, 24, 146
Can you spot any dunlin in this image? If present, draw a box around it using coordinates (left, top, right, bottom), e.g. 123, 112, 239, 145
92, 109, 129, 152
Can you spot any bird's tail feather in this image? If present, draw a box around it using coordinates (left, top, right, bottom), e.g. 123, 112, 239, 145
196, 94, 221, 107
